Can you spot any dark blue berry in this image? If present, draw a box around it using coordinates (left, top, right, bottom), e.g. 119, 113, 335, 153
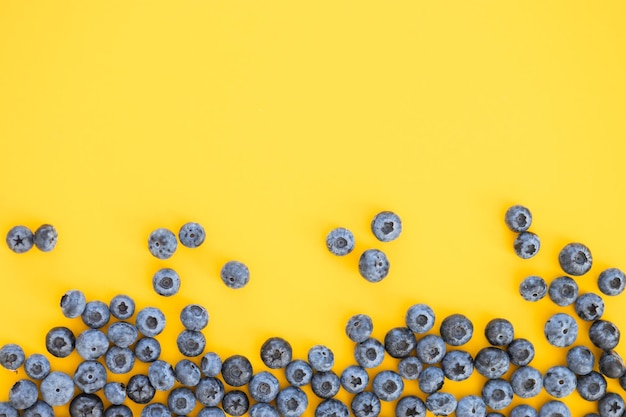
0, 344, 24, 371
285, 360, 313, 386
24, 353, 50, 380
548, 276, 578, 306
148, 228, 177, 259
104, 382, 126, 405
599, 350, 626, 379
260, 337, 292, 369
308, 345, 334, 372
559, 242, 592, 276
505, 205, 532, 232
195, 377, 225, 407
9, 380, 38, 410
384, 327, 416, 358
179, 222, 206, 248
597, 393, 625, 417
276, 386, 308, 417
220, 260, 250, 289
152, 267, 181, 296
74, 360, 107, 393
326, 227, 355, 256
180, 304, 209, 331
416, 334, 446, 364
221, 355, 253, 387
40, 371, 75, 406
351, 391, 381, 417
346, 314, 374, 343
441, 350, 473, 381
481, 378, 513, 410
76, 329, 109, 360
371, 211, 402, 242
519, 275, 547, 301
418, 366, 444, 394
249, 371, 280, 403
395, 396, 426, 417
575, 293, 605, 321
109, 294, 135, 320
135, 307, 166, 337
544, 313, 578, 347
507, 338, 535, 366
107, 321, 138, 348
34, 224, 58, 252
514, 231, 540, 259
510, 366, 543, 398
6, 226, 33, 253
566, 345, 595, 375
126, 374, 156, 404
589, 319, 620, 351
398, 356, 423, 380
69, 393, 103, 417
201, 352, 222, 377
372, 370, 404, 401
456, 395, 486, 417
311, 371, 341, 399
538, 400, 570, 417
354, 338, 385, 369
340, 365, 369, 394
175, 359, 201, 386
543, 366, 577, 398
598, 268, 625, 296
315, 399, 349, 417
484, 318, 514, 346
82, 300, 111, 329
167, 387, 196, 415
425, 392, 457, 416
439, 314, 473, 346
148, 360, 176, 391
577, 371, 607, 401
45, 326, 75, 358
134, 337, 161, 363
60, 289, 87, 318
474, 347, 509, 379
358, 249, 390, 282
405, 304, 435, 334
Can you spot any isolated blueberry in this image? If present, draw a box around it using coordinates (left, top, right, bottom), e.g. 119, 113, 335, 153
0, 403, 18, 417
358, 249, 390, 282
40, 371, 75, 406
6, 226, 33, 253
109, 294, 135, 320
312, 371, 341, 399
24, 353, 50, 380
326, 227, 356, 256
577, 371, 607, 401
351, 391, 381, 417
308, 345, 334, 372
45, 326, 76, 358
198, 407, 227, 417
371, 211, 402, 242
107, 321, 138, 348
575, 293, 605, 321
104, 382, 126, 405
249, 371, 280, 402
152, 267, 181, 296
372, 370, 404, 401
598, 268, 625, 296
514, 231, 540, 259
60, 289, 87, 318
74, 360, 107, 393
543, 366, 577, 398
340, 365, 369, 393
249, 403, 280, 417
456, 395, 487, 417
0, 344, 24, 371
222, 390, 249, 416
148, 360, 176, 391
135, 307, 166, 337
589, 319, 620, 351
567, 345, 595, 375
260, 337, 292, 369
510, 366, 543, 398
196, 377, 225, 407
148, 228, 178, 260
126, 374, 156, 404
544, 313, 578, 347
440, 314, 473, 346
201, 352, 222, 377
285, 360, 313, 386
134, 337, 161, 363
398, 356, 423, 380
599, 350, 626, 379
474, 347, 510, 379
76, 329, 110, 360
485, 318, 514, 346
168, 387, 196, 415
69, 393, 103, 417
141, 403, 169, 417
179, 222, 206, 248
175, 359, 202, 386
220, 260, 250, 289
416, 334, 446, 364
222, 355, 253, 387
9, 380, 38, 410
23, 401, 54, 417
425, 392, 457, 416
441, 350, 473, 381
598, 393, 625, 417
315, 399, 349, 417
104, 405, 133, 417
82, 300, 111, 329
505, 205, 532, 232
406, 303, 436, 334
395, 396, 426, 417
276, 386, 308, 417
548, 276, 578, 306
384, 327, 417, 358
346, 314, 374, 343
34, 224, 58, 252
538, 400, 570, 417
510, 405, 538, 417
180, 304, 209, 331
482, 379, 513, 410
519, 276, 547, 301
507, 338, 535, 366
418, 366, 444, 394
354, 338, 385, 369
559, 242, 593, 276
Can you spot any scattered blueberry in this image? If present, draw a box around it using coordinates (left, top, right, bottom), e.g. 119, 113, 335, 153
195, 377, 225, 407
315, 399, 349, 417
544, 313, 578, 347
126, 374, 156, 404
81, 300, 111, 329
198, 407, 227, 417
249, 371, 280, 403
597, 268, 625, 296
425, 392, 457, 416
308, 345, 334, 372
538, 400, 570, 417
418, 366, 445, 394
69, 393, 103, 417
372, 370, 404, 401
220, 260, 250, 289
175, 359, 202, 387
285, 360, 313, 387
276, 386, 308, 417
484, 318, 514, 346
519, 275, 547, 302
456, 395, 487, 417
6, 226, 33, 254
152, 267, 181, 296
440, 313, 473, 346
575, 293, 605, 321
346, 314, 374, 343
148, 360, 176, 391
0, 402, 18, 417
474, 347, 510, 379
135, 307, 167, 337
358, 249, 390, 283
104, 404, 133, 417
180, 304, 209, 331
589, 319, 620, 351
577, 371, 607, 401
566, 345, 595, 375
260, 337, 292, 369
104, 382, 126, 405
405, 303, 436, 334
34, 224, 58, 252
543, 366, 577, 398
201, 352, 223, 377
441, 349, 473, 381
107, 321, 138, 348
340, 365, 369, 394
167, 387, 196, 415
548, 276, 578, 307
8, 380, 38, 410
75, 329, 110, 360
23, 400, 54, 417
74, 360, 107, 393
351, 391, 381, 417
597, 392, 625, 417
416, 334, 446, 364
384, 327, 417, 358
398, 356, 423, 381
60, 289, 87, 318
513, 231, 540, 259
505, 205, 532, 233
148, 228, 178, 260
395, 395, 426, 417
109, 294, 135, 320
40, 371, 75, 406
326, 227, 356, 256
0, 344, 24, 371
599, 350, 626, 379
481, 378, 513, 410
510, 405, 538, 417
140, 402, 169, 417
249, 403, 280, 417
23, 353, 50, 380
510, 366, 543, 398
311, 371, 341, 399
134, 337, 161, 363
507, 338, 535, 366
177, 329, 206, 357
371, 211, 402, 242
221, 355, 253, 387
179, 222, 206, 248
559, 242, 592, 276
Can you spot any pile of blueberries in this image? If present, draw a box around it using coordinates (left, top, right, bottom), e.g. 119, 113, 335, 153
1, 206, 626, 417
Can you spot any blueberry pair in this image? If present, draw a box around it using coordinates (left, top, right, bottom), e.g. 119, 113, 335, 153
505, 205, 540, 259
6, 224, 58, 253
148, 221, 205, 260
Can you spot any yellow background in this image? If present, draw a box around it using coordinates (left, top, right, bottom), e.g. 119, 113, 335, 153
1, 1, 626, 415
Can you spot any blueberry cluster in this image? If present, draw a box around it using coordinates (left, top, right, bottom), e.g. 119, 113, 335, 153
5, 224, 58, 253
505, 205, 540, 260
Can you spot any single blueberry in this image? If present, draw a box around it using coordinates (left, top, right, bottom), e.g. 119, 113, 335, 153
9, 380, 38, 410
308, 345, 334, 372
222, 355, 253, 387
510, 366, 543, 398
597, 392, 625, 417
104, 382, 126, 405
548, 276, 579, 307
372, 370, 404, 401
351, 391, 381, 417
543, 366, 577, 398
126, 374, 156, 404
276, 386, 308, 417
354, 337, 385, 368
148, 360, 176, 391
384, 327, 417, 358
398, 356, 423, 380
249, 403, 280, 417
180, 304, 209, 331
418, 366, 444, 394
0, 402, 19, 417
76, 329, 110, 360
198, 407, 227, 417
249, 371, 280, 402
81, 300, 111, 329
484, 318, 514, 346
577, 371, 607, 401
481, 378, 513, 410
346, 314, 374, 343
507, 338, 535, 366
152, 267, 181, 296
505, 205, 532, 233
6, 225, 34, 254
167, 387, 196, 415
109, 294, 135, 320
285, 359, 313, 386
326, 227, 356, 256
23, 400, 54, 417
416, 334, 446, 364
201, 352, 222, 377
40, 371, 75, 406
589, 319, 620, 351
456, 395, 487, 417
134, 337, 161, 363
311, 371, 341, 399
45, 326, 76, 358
599, 350, 626, 379
24, 353, 51, 380
510, 405, 538, 417
544, 313, 578, 347
74, 360, 107, 393
440, 313, 473, 346
69, 393, 103, 417
195, 377, 225, 407
175, 358, 202, 386
141, 402, 169, 417
513, 231, 540, 259
34, 224, 58, 252
0, 344, 25, 371
340, 365, 369, 394
177, 329, 206, 357
107, 321, 139, 348
395, 395, 426, 417
314, 399, 349, 417
425, 392, 457, 416
220, 260, 250, 289
519, 275, 547, 302
474, 347, 510, 379
566, 345, 595, 375
260, 336, 292, 369
559, 242, 592, 276
179, 222, 206, 248
538, 400, 570, 417
371, 211, 402, 242
135, 306, 166, 337
358, 249, 390, 282
598, 268, 626, 296
575, 293, 605, 321
441, 349, 473, 381
222, 390, 249, 416
406, 303, 436, 334
104, 405, 133, 417
60, 289, 87, 318
148, 227, 177, 259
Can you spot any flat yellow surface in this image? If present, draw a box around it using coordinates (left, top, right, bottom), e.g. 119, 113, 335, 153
1, 1, 626, 415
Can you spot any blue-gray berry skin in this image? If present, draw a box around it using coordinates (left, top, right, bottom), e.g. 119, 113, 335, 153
371, 211, 402, 242
395, 395, 426, 417
567, 345, 595, 375
543, 366, 577, 398
45, 326, 76, 358
575, 293, 605, 321
9, 380, 38, 410
23, 400, 54, 417
406, 304, 435, 334
346, 314, 374, 343
107, 321, 138, 348
201, 352, 222, 377
175, 359, 202, 387
249, 403, 280, 417
474, 347, 510, 379
134, 337, 161, 363
315, 399, 349, 417
519, 276, 547, 302
177, 330, 206, 357
484, 318, 514, 346
482, 378, 513, 410
351, 391, 381, 417
544, 313, 578, 347
398, 356, 423, 380
249, 371, 280, 403
441, 350, 473, 381
418, 366, 444, 394
198, 407, 227, 417
24, 353, 50, 380
505, 205, 532, 233
326, 227, 355, 256
559, 242, 592, 276
6, 226, 33, 253
510, 366, 543, 398
126, 374, 156, 404
74, 360, 107, 394
220, 260, 250, 289
358, 249, 390, 282
135, 307, 166, 337
195, 377, 225, 407
599, 350, 626, 379
598, 268, 625, 296
578, 371, 607, 401
312, 371, 341, 399
168, 387, 196, 415
179, 222, 206, 248
589, 319, 620, 351
510, 405, 538, 417
440, 314, 473, 346
276, 386, 308, 417
384, 327, 417, 358
149, 360, 176, 391
104, 382, 126, 405
416, 334, 447, 365
285, 360, 313, 386
34, 224, 58, 252
340, 365, 369, 394
180, 304, 209, 331
70, 393, 104, 417
148, 227, 177, 259
549, 276, 578, 307
222, 390, 249, 416
425, 392, 457, 416
507, 338, 535, 366
140, 403, 169, 417
598, 392, 625, 417
372, 370, 404, 401
104, 405, 133, 417
76, 329, 110, 360
538, 400, 570, 417
109, 294, 135, 320
354, 337, 385, 368
222, 355, 253, 387
456, 395, 486, 417
60, 289, 87, 318
514, 231, 540, 259
152, 267, 181, 297
40, 371, 75, 406
82, 300, 111, 329
260, 337, 292, 369
308, 345, 334, 372
0, 344, 24, 371
0, 402, 19, 417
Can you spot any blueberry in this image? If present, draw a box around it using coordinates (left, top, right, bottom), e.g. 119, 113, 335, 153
196, 377, 225, 407
418, 366, 444, 394
221, 355, 253, 387
577, 371, 607, 401
104, 382, 126, 405
598, 393, 625, 417
276, 386, 308, 417
340, 365, 369, 394
76, 329, 110, 360
285, 360, 313, 386
456, 395, 487, 417
425, 392, 457, 416
315, 399, 349, 417
126, 374, 156, 404
395, 396, 426, 417
249, 371, 280, 402
474, 347, 510, 379
249, 403, 280, 417
40, 371, 75, 406
514, 231, 540, 259
82, 300, 111, 329
6, 225, 33, 253
326, 227, 355, 256
372, 370, 404, 401
481, 378, 513, 410
510, 366, 543, 398
60, 289, 87, 318
9, 380, 38, 410
23, 401, 54, 417
346, 314, 374, 343
0, 402, 19, 417
598, 268, 625, 296
439, 313, 473, 346
175, 332, 207, 359
484, 318, 514, 346
308, 345, 334, 372
519, 275, 547, 301
505, 205, 532, 232
148, 360, 176, 391
109, 294, 135, 320
135, 307, 166, 337
148, 227, 177, 259
416, 334, 446, 364
405, 303, 436, 334
358, 249, 390, 282
599, 350, 626, 379
575, 293, 605, 321
152, 267, 181, 296
175, 358, 202, 386
168, 387, 196, 415
398, 356, 423, 380
566, 345, 595, 375
74, 360, 107, 393
538, 400, 570, 417
34, 224, 58, 252
201, 352, 222, 377
548, 276, 578, 306
544, 313, 578, 347
104, 405, 133, 417
384, 327, 417, 358
180, 304, 209, 331
312, 371, 341, 399
510, 405, 538, 417
222, 390, 249, 416
24, 353, 50, 380
45, 326, 76, 358
507, 338, 535, 366
107, 321, 139, 348
354, 337, 385, 368
351, 391, 381, 417
179, 222, 206, 248
141, 402, 169, 417
260, 336, 292, 369
0, 344, 24, 370
441, 350, 473, 381
543, 366, 577, 398
589, 319, 620, 350
371, 211, 402, 242
69, 393, 103, 417
559, 242, 593, 276
134, 337, 161, 363
220, 260, 250, 289
198, 407, 227, 417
